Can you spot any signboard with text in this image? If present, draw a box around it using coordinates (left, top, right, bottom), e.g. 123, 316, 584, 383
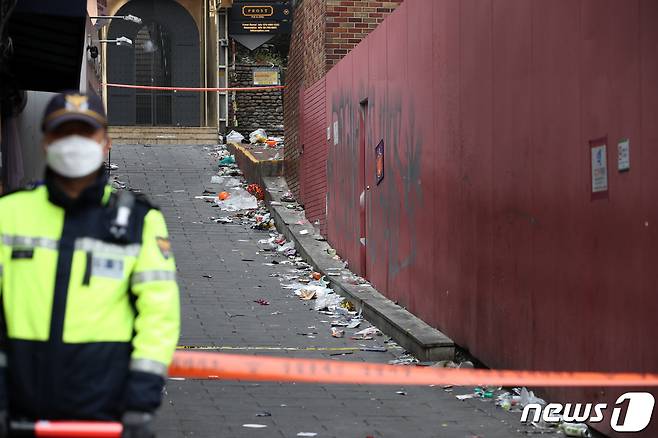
253, 68, 280, 85
230, 1, 292, 35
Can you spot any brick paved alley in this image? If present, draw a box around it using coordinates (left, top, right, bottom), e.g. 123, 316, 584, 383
111, 143, 557, 438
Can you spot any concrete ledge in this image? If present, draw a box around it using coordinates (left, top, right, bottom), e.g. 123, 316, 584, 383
227, 142, 283, 187
262, 176, 455, 362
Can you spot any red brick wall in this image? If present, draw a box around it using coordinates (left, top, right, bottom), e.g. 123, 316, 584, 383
325, 1, 402, 69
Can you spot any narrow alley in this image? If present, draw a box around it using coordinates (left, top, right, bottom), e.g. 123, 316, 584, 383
111, 143, 555, 438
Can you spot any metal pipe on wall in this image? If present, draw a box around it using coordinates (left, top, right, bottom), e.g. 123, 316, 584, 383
215, 5, 220, 131
202, 0, 208, 126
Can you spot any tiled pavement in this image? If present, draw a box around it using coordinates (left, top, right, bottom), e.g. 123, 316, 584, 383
111, 144, 559, 438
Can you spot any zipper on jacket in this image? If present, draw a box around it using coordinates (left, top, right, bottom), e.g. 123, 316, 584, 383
82, 251, 92, 286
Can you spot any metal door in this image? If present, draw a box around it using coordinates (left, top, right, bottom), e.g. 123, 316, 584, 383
359, 100, 368, 279
134, 23, 172, 125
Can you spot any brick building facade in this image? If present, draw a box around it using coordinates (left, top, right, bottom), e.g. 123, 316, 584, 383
325, 1, 401, 68
283, 0, 402, 197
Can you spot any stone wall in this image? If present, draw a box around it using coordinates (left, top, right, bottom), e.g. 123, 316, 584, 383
229, 64, 284, 138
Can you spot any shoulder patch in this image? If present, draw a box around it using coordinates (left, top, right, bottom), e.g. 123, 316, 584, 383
156, 237, 172, 259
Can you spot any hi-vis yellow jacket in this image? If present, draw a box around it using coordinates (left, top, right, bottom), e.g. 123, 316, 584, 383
0, 172, 180, 421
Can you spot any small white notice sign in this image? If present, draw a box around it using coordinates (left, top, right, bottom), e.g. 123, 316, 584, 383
591, 144, 608, 193
333, 121, 339, 146
618, 138, 630, 172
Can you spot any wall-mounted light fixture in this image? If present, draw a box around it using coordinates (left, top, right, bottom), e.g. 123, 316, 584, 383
98, 36, 133, 46
90, 14, 143, 25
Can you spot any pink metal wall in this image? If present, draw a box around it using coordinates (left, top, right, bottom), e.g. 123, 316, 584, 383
299, 79, 328, 235
321, 0, 658, 435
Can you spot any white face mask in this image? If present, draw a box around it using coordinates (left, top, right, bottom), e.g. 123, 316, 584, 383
46, 135, 105, 178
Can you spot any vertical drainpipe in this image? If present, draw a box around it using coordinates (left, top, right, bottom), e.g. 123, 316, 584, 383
101, 24, 108, 115
215, 6, 220, 132
203, 0, 208, 127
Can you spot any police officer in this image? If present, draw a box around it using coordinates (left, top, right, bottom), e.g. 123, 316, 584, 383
0, 91, 180, 437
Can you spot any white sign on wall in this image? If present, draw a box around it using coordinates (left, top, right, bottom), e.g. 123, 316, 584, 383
591, 144, 608, 193
618, 138, 630, 172
333, 121, 339, 146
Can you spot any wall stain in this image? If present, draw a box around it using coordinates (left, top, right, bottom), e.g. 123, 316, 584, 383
328, 84, 423, 284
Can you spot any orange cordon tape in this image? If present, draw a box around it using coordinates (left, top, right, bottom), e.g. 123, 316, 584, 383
170, 351, 658, 387
9, 420, 122, 438
103, 83, 285, 92
35, 421, 122, 438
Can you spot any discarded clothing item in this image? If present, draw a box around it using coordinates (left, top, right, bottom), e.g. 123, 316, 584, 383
218, 155, 236, 167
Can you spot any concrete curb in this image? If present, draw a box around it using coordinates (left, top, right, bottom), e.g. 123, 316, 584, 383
227, 143, 283, 187
261, 176, 455, 362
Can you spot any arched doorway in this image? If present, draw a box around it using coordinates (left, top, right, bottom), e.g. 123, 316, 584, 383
107, 0, 200, 126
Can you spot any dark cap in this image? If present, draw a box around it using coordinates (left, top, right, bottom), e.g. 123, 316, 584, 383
42, 91, 107, 132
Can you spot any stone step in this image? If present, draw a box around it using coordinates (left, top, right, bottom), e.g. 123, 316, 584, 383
110, 133, 219, 139
108, 126, 220, 144
111, 138, 219, 145
109, 131, 218, 135
108, 127, 218, 132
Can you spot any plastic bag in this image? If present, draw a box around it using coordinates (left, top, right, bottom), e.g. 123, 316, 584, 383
249, 129, 267, 144
215, 187, 258, 211
257, 237, 278, 251
313, 288, 343, 311
226, 130, 244, 143
218, 155, 236, 167
519, 387, 546, 407
211, 176, 241, 187
277, 241, 295, 254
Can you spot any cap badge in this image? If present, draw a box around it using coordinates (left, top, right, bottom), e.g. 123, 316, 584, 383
65, 94, 90, 113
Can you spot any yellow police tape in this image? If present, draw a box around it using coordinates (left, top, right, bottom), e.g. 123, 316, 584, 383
170, 351, 658, 387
